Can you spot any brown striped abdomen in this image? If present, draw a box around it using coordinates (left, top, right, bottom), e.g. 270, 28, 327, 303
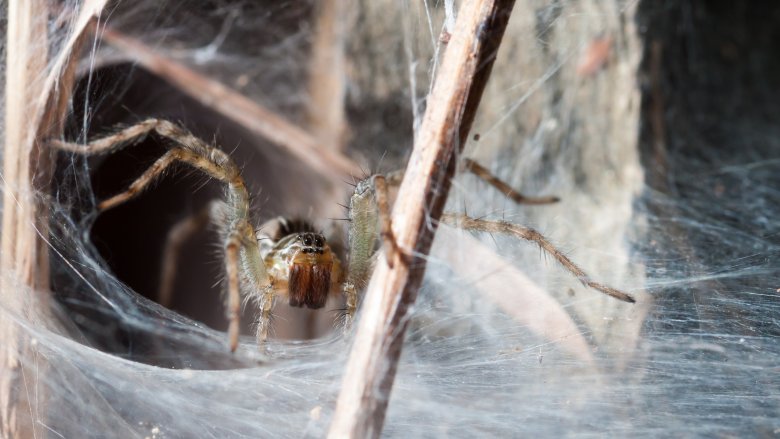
288, 261, 332, 309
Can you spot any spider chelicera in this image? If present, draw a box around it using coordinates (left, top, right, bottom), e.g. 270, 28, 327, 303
53, 119, 634, 351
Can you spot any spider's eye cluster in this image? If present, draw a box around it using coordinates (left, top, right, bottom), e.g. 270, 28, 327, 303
299, 233, 326, 254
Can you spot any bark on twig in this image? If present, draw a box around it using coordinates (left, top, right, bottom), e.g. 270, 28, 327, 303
100, 29, 362, 179
327, 1, 517, 437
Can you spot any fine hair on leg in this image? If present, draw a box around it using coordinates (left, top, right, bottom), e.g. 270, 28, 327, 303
439, 213, 635, 303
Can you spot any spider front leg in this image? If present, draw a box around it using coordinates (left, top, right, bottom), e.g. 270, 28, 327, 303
98, 148, 184, 211
339, 159, 558, 325
52, 119, 240, 211
216, 216, 275, 351
160, 205, 274, 350
386, 159, 634, 303
341, 174, 400, 327
385, 158, 560, 206
460, 159, 560, 205
439, 213, 635, 303
254, 288, 276, 344
53, 119, 275, 351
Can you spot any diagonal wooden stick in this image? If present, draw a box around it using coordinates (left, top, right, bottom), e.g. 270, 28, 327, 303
327, 1, 517, 437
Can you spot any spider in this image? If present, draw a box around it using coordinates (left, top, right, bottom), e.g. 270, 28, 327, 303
53, 118, 635, 352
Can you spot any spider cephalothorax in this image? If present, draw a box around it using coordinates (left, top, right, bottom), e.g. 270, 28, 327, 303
258, 220, 343, 309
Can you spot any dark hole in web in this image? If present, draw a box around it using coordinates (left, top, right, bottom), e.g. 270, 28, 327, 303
50, 64, 336, 368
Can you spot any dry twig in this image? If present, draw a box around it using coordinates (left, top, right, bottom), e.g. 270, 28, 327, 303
328, 1, 517, 437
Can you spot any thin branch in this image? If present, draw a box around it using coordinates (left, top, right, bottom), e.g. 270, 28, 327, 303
328, 1, 517, 437
100, 28, 362, 179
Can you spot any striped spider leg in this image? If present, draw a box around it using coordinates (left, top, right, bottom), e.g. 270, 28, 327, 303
385, 163, 636, 303
53, 119, 272, 351
437, 213, 635, 303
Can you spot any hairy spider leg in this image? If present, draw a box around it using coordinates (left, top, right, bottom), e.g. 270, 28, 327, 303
439, 213, 635, 303
159, 202, 214, 308
342, 174, 401, 327
343, 157, 556, 327
52, 118, 273, 352
384, 162, 635, 303
256, 288, 276, 343
460, 158, 560, 205
384, 158, 560, 205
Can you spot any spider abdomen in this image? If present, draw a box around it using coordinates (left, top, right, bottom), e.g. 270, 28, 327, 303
289, 259, 333, 309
